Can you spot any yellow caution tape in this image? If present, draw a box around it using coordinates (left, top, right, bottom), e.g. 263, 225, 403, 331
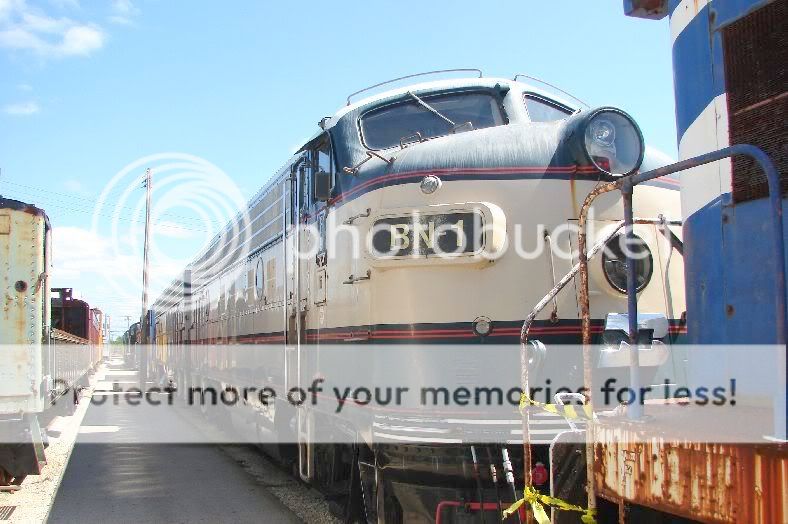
518, 393, 594, 421
503, 486, 597, 524
509, 395, 596, 522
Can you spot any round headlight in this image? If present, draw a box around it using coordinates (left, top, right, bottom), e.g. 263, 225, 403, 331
583, 109, 644, 176
588, 118, 616, 147
472, 316, 493, 337
420, 175, 442, 194
601, 233, 653, 293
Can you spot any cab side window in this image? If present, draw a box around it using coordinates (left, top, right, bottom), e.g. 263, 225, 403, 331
523, 94, 572, 122
316, 141, 332, 175
309, 134, 334, 204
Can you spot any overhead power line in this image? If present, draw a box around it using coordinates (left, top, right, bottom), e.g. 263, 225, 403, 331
0, 179, 218, 227
0, 186, 215, 234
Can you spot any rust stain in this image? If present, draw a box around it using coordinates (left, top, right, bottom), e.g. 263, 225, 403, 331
20, 203, 45, 217
594, 426, 787, 523
569, 175, 579, 219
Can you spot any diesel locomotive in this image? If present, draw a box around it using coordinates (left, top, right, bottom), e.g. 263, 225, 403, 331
141, 71, 687, 522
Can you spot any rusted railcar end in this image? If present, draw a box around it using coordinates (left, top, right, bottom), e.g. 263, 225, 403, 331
593, 423, 787, 523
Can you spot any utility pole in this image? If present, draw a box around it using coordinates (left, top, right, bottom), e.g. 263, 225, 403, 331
140, 168, 152, 388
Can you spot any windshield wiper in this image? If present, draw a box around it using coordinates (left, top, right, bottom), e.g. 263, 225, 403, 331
406, 90, 456, 127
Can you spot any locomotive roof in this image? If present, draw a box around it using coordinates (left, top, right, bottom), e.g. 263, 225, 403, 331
319, 76, 583, 135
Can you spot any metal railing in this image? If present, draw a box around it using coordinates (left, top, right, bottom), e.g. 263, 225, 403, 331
577, 144, 785, 419
517, 217, 681, 519
517, 144, 783, 520
346, 69, 483, 106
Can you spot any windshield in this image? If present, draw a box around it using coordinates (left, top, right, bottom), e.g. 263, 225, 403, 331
359, 91, 505, 150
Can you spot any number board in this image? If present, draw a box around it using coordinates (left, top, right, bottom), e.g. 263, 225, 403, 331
370, 211, 484, 258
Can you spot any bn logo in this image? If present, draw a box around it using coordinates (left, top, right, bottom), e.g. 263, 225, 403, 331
370, 211, 483, 258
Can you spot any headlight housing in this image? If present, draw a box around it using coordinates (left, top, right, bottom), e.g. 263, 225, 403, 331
601, 233, 653, 293
566, 107, 645, 176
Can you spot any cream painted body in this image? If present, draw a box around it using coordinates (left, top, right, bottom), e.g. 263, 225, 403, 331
315, 179, 684, 332
154, 177, 684, 345
0, 206, 48, 414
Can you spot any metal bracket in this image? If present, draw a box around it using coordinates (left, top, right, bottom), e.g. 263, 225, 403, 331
343, 151, 394, 175
343, 270, 371, 285
400, 132, 425, 149
657, 214, 684, 256
344, 208, 371, 225
33, 271, 47, 293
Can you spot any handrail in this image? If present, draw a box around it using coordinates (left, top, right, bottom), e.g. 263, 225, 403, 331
346, 69, 483, 106
518, 215, 681, 518
519, 216, 682, 345
597, 145, 784, 345
512, 73, 589, 109
576, 144, 784, 419
568, 144, 784, 516
521, 221, 623, 346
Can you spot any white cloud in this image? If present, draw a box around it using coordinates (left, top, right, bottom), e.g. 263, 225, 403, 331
0, 0, 15, 22
0, 0, 105, 57
51, 226, 132, 281
58, 23, 102, 54
112, 0, 135, 15
4, 100, 39, 114
50, 226, 142, 322
50, 223, 190, 331
16, 82, 32, 90
108, 0, 137, 25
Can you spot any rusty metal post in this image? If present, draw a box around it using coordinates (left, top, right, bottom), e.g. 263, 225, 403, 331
519, 338, 533, 524
520, 219, 629, 497
576, 180, 620, 514
578, 182, 621, 347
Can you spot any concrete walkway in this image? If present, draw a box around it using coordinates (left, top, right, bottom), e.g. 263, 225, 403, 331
48, 360, 301, 523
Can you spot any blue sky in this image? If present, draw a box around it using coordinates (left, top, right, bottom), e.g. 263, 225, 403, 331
0, 0, 675, 338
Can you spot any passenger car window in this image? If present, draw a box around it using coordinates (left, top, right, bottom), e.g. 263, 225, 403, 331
523, 95, 572, 122
360, 92, 505, 150
255, 258, 264, 302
